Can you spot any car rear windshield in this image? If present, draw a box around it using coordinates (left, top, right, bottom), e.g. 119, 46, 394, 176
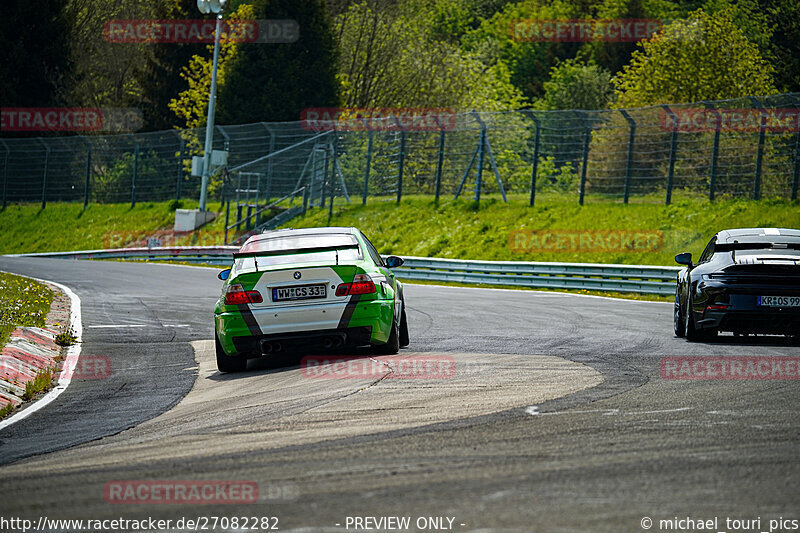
240, 233, 358, 254
233, 234, 363, 274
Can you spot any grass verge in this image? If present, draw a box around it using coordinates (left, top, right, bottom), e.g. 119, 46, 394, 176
22, 366, 57, 401
0, 273, 54, 348
286, 194, 799, 265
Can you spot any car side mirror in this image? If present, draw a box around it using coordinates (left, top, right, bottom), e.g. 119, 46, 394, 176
674, 252, 693, 267
218, 268, 231, 280
385, 256, 404, 268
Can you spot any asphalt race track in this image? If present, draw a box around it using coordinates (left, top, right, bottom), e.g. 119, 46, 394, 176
0, 257, 799, 532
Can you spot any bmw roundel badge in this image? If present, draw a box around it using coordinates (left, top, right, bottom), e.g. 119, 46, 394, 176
293, 271, 302, 280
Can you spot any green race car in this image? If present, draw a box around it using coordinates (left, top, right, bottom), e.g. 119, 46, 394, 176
214, 227, 409, 372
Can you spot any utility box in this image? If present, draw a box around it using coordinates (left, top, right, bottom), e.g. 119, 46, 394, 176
174, 209, 216, 232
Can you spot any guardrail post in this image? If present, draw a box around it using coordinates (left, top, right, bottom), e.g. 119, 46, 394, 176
749, 96, 765, 200
362, 130, 373, 204
704, 101, 721, 201
80, 137, 92, 209
528, 112, 540, 206
619, 110, 635, 204
661, 105, 678, 205
130, 135, 139, 208
302, 185, 309, 214
579, 112, 591, 206
0, 139, 9, 209
38, 138, 50, 209
793, 96, 800, 201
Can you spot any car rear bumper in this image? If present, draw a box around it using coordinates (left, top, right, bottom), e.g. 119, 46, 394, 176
215, 298, 394, 356
699, 309, 800, 334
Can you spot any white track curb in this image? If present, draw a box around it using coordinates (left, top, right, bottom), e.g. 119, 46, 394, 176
0, 279, 82, 432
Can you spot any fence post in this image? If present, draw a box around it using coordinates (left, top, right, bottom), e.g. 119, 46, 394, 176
661, 105, 678, 205
619, 110, 635, 204
260, 124, 273, 203
38, 138, 50, 209
173, 131, 185, 202
528, 112, 540, 207
362, 130, 373, 204
395, 118, 406, 203
80, 137, 92, 209
704, 101, 721, 201
432, 116, 446, 204
579, 112, 591, 206
749, 96, 766, 200
793, 96, 800, 201
0, 139, 9, 209
320, 144, 329, 207
130, 135, 139, 208
472, 111, 486, 205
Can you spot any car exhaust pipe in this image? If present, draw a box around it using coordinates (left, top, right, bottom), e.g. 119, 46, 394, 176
260, 340, 273, 354
322, 335, 345, 350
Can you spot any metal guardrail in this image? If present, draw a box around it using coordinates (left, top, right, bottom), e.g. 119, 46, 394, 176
394, 256, 679, 295
9, 247, 680, 295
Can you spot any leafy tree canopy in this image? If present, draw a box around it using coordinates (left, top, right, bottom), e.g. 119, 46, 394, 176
612, 8, 777, 107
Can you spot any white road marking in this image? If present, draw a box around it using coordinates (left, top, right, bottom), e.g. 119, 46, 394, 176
408, 282, 673, 305
533, 407, 692, 417
87, 324, 190, 328
88, 324, 148, 328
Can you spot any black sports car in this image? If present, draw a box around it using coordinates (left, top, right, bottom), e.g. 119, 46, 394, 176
674, 228, 800, 341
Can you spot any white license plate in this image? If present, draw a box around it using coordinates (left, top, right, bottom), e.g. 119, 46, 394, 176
758, 295, 800, 307
273, 284, 327, 301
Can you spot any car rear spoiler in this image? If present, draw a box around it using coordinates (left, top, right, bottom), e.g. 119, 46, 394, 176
716, 242, 800, 252
232, 243, 359, 259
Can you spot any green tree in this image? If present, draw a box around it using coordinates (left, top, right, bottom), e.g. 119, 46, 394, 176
168, 4, 254, 130
613, 8, 777, 107
537, 59, 613, 110
216, 0, 339, 123
0, 0, 71, 109
335, 0, 525, 110
137, 0, 206, 131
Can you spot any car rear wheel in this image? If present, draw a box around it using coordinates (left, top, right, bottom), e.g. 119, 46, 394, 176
399, 301, 409, 348
374, 316, 400, 355
673, 286, 685, 337
216, 334, 248, 373
685, 294, 717, 342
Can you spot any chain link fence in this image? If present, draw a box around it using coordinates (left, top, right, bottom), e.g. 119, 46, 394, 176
2, 92, 798, 209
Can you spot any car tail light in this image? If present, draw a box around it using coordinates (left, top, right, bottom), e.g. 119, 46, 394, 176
705, 304, 729, 311
336, 274, 376, 296
224, 284, 263, 305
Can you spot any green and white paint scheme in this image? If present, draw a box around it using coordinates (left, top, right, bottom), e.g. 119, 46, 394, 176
214, 227, 408, 372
